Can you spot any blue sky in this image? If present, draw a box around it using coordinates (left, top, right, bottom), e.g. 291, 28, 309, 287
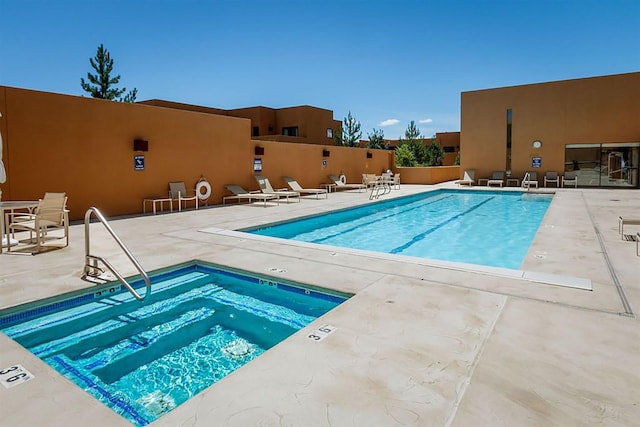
1, 0, 638, 139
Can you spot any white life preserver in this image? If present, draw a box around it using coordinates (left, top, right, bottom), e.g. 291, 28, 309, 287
339, 174, 347, 184
196, 180, 212, 201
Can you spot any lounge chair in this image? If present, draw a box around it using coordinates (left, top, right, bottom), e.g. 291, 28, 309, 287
328, 174, 366, 192
254, 175, 300, 202
618, 216, 640, 240
562, 171, 578, 188
223, 185, 279, 207
544, 171, 560, 187
487, 171, 505, 187
9, 193, 69, 252
169, 182, 198, 212
457, 170, 475, 186
522, 171, 538, 188
283, 177, 327, 199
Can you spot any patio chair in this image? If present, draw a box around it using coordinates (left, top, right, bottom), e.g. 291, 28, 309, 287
618, 216, 640, 240
283, 177, 327, 199
392, 173, 401, 189
169, 182, 198, 212
328, 174, 366, 192
562, 171, 578, 188
487, 171, 505, 187
362, 174, 379, 188
522, 171, 539, 188
223, 185, 280, 207
9, 193, 69, 252
457, 169, 475, 186
544, 171, 560, 187
8, 192, 66, 224
254, 175, 300, 202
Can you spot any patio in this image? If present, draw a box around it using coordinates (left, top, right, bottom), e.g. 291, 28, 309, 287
1, 182, 639, 426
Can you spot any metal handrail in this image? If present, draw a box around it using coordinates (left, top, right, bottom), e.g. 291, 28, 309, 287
522, 172, 531, 191
82, 207, 151, 301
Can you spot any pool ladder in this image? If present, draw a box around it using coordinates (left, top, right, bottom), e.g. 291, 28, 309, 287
81, 207, 151, 301
369, 177, 392, 200
522, 172, 532, 191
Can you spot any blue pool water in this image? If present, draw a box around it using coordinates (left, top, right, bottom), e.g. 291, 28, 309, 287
247, 189, 553, 269
0, 261, 348, 426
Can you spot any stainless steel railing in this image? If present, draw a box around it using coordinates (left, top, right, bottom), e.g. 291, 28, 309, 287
81, 207, 151, 301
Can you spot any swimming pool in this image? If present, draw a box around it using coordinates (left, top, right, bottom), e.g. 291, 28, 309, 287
247, 189, 553, 269
0, 261, 349, 426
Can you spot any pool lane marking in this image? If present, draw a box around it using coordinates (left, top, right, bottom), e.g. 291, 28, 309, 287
310, 194, 457, 243
50, 355, 150, 426
390, 197, 495, 254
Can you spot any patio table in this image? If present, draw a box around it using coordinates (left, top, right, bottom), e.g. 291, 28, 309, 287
0, 200, 39, 253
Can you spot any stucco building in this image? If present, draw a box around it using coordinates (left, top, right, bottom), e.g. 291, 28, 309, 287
460, 72, 640, 188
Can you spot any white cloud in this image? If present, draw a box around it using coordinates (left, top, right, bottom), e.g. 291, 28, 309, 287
378, 119, 400, 127
419, 118, 433, 124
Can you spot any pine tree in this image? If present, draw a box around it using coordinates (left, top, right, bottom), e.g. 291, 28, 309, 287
398, 120, 427, 164
335, 111, 362, 147
81, 44, 137, 102
366, 128, 385, 149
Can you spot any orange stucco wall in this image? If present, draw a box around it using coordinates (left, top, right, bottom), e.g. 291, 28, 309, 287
460, 72, 640, 181
394, 166, 460, 184
0, 86, 391, 220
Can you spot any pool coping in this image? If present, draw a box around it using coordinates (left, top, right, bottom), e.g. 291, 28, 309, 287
201, 228, 592, 291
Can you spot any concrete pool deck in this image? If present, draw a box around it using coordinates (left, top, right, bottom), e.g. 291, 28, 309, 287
1, 183, 639, 426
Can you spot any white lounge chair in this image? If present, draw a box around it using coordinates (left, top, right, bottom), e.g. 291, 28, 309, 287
283, 177, 327, 199
487, 171, 505, 187
457, 170, 475, 186
254, 175, 300, 202
223, 185, 279, 207
328, 174, 366, 192
562, 171, 578, 188
544, 171, 560, 187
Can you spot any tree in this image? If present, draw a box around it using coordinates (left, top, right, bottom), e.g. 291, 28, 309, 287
394, 144, 416, 167
398, 120, 427, 165
366, 128, 385, 149
81, 44, 137, 102
425, 139, 446, 166
335, 111, 362, 147
454, 151, 460, 166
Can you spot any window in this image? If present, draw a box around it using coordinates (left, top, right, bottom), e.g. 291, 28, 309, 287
443, 146, 456, 153
326, 128, 333, 139
506, 109, 512, 172
252, 126, 259, 137
282, 126, 298, 137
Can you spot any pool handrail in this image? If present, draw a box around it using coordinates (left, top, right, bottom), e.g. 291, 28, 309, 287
82, 207, 151, 301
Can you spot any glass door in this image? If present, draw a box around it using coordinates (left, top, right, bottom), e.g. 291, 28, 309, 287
565, 143, 639, 188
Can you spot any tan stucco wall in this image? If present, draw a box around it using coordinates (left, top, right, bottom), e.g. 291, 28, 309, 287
460, 72, 640, 181
394, 166, 460, 184
0, 87, 390, 220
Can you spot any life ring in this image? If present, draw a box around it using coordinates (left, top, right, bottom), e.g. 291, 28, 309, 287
196, 180, 212, 201
339, 174, 347, 184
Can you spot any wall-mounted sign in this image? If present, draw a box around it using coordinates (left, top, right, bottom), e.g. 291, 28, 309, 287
322, 159, 327, 169
253, 157, 262, 172
134, 155, 145, 171
532, 156, 542, 168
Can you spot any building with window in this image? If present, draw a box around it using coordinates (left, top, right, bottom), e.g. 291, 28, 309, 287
140, 100, 341, 145
460, 72, 640, 188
